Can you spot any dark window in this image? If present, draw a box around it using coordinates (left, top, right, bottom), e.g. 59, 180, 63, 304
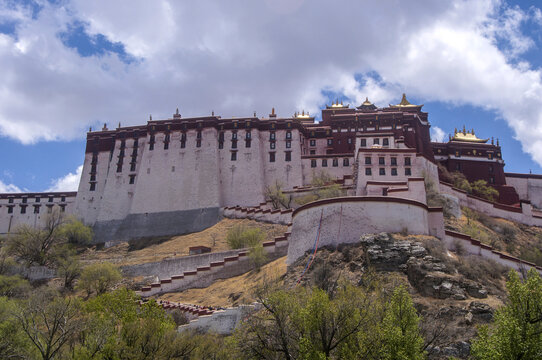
60, 205, 65, 212
383, 138, 389, 146
405, 168, 412, 176
489, 177, 495, 184
365, 157, 371, 165
404, 157, 411, 166
133, 139, 138, 148
455, 163, 461, 171
270, 142, 275, 150
311, 159, 317, 168
365, 168, 372, 176
61, 196, 65, 202
332, 158, 338, 167
327, 139, 333, 146
91, 164, 97, 173
196, 139, 201, 148
231, 152, 237, 161
47, 205, 53, 213
391, 168, 398, 176
269, 152, 275, 162
360, 139, 367, 147
379, 168, 385, 176
149, 143, 154, 151
310, 150, 316, 155
129, 175, 136, 184
347, 138, 352, 144
130, 163, 136, 171
285, 152, 291, 162
489, 165, 494, 173
117, 164, 122, 173
34, 206, 39, 214
232, 140, 237, 149
90, 175, 96, 182
219, 132, 224, 141
343, 158, 350, 166
8, 198, 13, 204
322, 159, 328, 167
373, 138, 380, 145
164, 142, 169, 150
20, 206, 26, 214
310, 139, 316, 147
48, 197, 53, 203
22, 198, 27, 204
379, 157, 385, 165
7, 206, 13, 214
180, 140, 186, 149
197, 131, 202, 139
286, 140, 291, 148
120, 139, 126, 149
391, 157, 397, 166
90, 183, 96, 191
218, 141, 224, 149
35, 197, 40, 203
232, 132, 238, 140
286, 131, 292, 139
245, 132, 251, 140
245, 139, 251, 148
132, 148, 138, 156
270, 132, 276, 140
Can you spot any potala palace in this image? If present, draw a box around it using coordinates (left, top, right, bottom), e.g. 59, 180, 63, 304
2, 94, 542, 274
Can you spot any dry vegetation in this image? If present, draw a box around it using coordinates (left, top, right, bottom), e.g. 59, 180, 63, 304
156, 256, 287, 307
445, 207, 542, 266
79, 218, 287, 266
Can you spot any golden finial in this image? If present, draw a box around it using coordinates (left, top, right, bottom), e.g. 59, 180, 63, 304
271, 107, 275, 115
176, 107, 179, 115
449, 134, 452, 141
149, 114, 152, 121
491, 137, 494, 145
471, 128, 475, 135
454, 128, 457, 134
462, 125, 466, 135
212, 110, 214, 116
497, 138, 499, 146
102, 123, 107, 131
118, 122, 121, 128
366, 97, 369, 102
89, 126, 92, 132
340, 100, 343, 105
302, 110, 305, 116
253, 111, 256, 117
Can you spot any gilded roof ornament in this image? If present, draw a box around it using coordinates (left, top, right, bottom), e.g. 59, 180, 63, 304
451, 127, 489, 143
390, 93, 423, 108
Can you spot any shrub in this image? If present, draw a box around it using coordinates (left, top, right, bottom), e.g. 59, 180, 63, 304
472, 180, 499, 202
61, 217, 93, 246
452, 240, 466, 256
77, 262, 122, 297
226, 225, 265, 249
0, 274, 30, 298
249, 243, 267, 271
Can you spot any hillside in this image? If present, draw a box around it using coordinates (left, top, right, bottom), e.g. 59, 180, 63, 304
446, 207, 542, 266
79, 218, 287, 266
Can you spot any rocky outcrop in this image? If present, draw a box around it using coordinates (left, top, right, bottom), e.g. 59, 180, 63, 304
360, 233, 488, 300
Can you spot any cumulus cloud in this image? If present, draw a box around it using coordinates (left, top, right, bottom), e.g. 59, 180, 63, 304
2, 0, 542, 166
431, 127, 447, 143
46, 165, 83, 192
0, 180, 21, 193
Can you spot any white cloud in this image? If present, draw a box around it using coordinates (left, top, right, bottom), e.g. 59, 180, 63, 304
431, 127, 447, 143
46, 165, 83, 192
0, 180, 21, 193
2, 0, 542, 167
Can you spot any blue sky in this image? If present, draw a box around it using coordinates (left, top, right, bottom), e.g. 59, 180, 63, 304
1, 0, 542, 192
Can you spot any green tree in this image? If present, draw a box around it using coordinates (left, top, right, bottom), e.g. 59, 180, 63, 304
266, 180, 293, 209
77, 262, 121, 297
0, 297, 32, 359
471, 269, 542, 360
472, 179, 499, 202
379, 286, 425, 360
249, 243, 267, 271
60, 216, 93, 246
0, 274, 31, 298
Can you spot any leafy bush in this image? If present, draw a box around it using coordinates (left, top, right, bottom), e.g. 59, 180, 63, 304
249, 243, 267, 271
472, 179, 499, 202
226, 225, 265, 249
77, 262, 122, 297
60, 217, 93, 246
0, 275, 30, 298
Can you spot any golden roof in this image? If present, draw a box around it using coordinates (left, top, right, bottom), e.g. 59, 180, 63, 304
390, 93, 423, 108
328, 99, 348, 108
362, 97, 373, 106
294, 110, 311, 118
452, 127, 488, 143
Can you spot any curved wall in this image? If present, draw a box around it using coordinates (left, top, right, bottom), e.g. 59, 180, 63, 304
287, 196, 439, 264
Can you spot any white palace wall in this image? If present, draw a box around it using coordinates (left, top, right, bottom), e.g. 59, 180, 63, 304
286, 196, 444, 264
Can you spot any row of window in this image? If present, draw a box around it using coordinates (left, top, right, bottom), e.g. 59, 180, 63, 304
229, 151, 293, 162
364, 168, 412, 176
5, 204, 66, 214
4, 196, 66, 204
360, 138, 390, 147
310, 158, 351, 168
364, 157, 411, 166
